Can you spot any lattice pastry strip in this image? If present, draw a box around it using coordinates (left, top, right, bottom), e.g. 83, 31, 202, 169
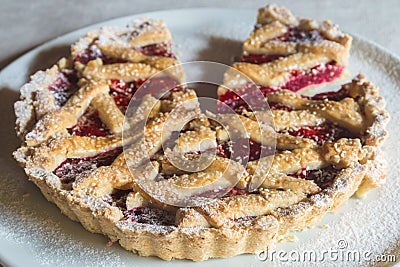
270, 109, 325, 131
176, 137, 365, 229
176, 189, 307, 228
81, 60, 159, 82
24, 81, 125, 146
232, 53, 332, 88
215, 113, 316, 151
14, 58, 77, 139
16, 135, 123, 172
267, 90, 364, 133
72, 18, 184, 82
69, 129, 248, 227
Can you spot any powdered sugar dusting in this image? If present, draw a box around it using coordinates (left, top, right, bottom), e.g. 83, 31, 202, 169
0, 166, 125, 267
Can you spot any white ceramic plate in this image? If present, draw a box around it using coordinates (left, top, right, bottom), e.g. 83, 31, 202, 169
0, 8, 399, 267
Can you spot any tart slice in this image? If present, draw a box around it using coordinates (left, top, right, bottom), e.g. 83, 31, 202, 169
218, 4, 352, 108
17, 19, 186, 146
72, 18, 183, 81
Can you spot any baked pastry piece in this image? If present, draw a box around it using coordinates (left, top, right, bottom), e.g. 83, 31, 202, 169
71, 18, 180, 73
15, 18, 185, 146
14, 59, 78, 139
218, 4, 352, 109
13, 15, 389, 262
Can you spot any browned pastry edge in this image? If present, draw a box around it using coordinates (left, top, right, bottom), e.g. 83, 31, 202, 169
14, 58, 72, 139
14, 150, 384, 261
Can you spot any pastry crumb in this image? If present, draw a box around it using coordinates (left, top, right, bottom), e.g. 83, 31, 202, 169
278, 235, 298, 243
106, 240, 114, 247
319, 224, 329, 229
22, 193, 30, 198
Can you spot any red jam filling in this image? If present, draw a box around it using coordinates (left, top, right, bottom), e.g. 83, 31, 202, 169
217, 83, 275, 113
103, 189, 131, 210
73, 45, 128, 65
289, 166, 340, 189
311, 86, 348, 101
123, 207, 174, 225
286, 125, 336, 145
276, 28, 325, 43
241, 54, 284, 64
109, 79, 142, 112
227, 187, 249, 196
137, 41, 175, 58
285, 124, 353, 145
278, 61, 344, 92
218, 61, 344, 112
68, 108, 110, 137
218, 138, 274, 163
217, 90, 247, 113
53, 147, 122, 184
110, 76, 181, 112
48, 71, 79, 106
73, 42, 174, 65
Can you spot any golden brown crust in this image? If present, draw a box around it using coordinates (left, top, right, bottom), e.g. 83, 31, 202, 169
17, 135, 123, 171
265, 89, 365, 134
115, 215, 279, 261
347, 74, 390, 146
13, 136, 385, 261
14, 59, 74, 139
14, 93, 389, 263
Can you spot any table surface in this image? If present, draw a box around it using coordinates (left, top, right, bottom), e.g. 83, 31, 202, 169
1, 0, 399, 70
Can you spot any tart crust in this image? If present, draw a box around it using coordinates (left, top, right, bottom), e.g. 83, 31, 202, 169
14, 74, 389, 261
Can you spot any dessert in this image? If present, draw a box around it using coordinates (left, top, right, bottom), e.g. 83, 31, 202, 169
219, 4, 352, 113
13, 6, 389, 262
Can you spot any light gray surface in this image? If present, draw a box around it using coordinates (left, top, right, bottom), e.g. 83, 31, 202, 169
1, 0, 399, 70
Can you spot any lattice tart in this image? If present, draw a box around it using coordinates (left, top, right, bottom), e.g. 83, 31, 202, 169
13, 7, 389, 262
